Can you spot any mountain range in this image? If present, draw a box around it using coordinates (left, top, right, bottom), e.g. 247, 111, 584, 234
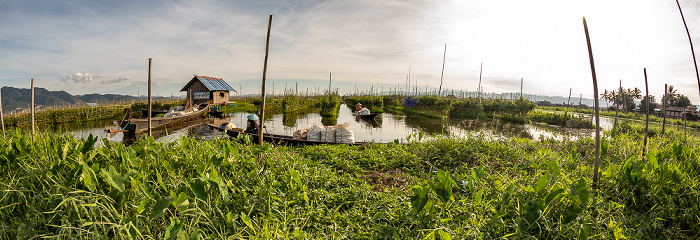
1, 86, 140, 113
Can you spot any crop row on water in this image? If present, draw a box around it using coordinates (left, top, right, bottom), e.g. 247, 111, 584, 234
528, 111, 594, 128
1, 122, 698, 239
3, 104, 128, 126
539, 106, 700, 129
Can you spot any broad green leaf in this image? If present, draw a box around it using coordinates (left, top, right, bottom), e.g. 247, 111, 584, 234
573, 178, 590, 207
437, 229, 452, 240
188, 230, 202, 240
137, 198, 150, 214
524, 201, 541, 224
189, 180, 208, 201
100, 166, 125, 192
474, 189, 483, 203
150, 197, 171, 220
210, 155, 223, 167
81, 134, 97, 154
173, 192, 190, 212
240, 212, 254, 229
82, 165, 97, 192
410, 185, 430, 214
545, 188, 566, 206
164, 218, 183, 240
536, 172, 550, 193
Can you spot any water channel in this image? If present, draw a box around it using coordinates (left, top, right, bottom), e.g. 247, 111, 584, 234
21, 104, 640, 145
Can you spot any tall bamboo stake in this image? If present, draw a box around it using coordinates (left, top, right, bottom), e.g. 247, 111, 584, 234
478, 63, 483, 102
439, 44, 446, 97
675, 0, 700, 99
520, 78, 523, 98
148, 58, 152, 136
0, 87, 4, 138
643, 68, 649, 157
662, 84, 667, 137
31, 78, 35, 141
583, 17, 601, 190
259, 15, 273, 146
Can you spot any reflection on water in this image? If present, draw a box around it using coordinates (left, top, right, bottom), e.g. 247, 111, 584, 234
39, 104, 635, 145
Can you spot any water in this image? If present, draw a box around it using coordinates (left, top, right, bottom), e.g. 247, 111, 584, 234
21, 104, 624, 144
222, 104, 598, 143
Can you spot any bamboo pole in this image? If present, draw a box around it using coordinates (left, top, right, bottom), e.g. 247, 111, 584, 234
478, 63, 483, 103
643, 68, 649, 157
675, 0, 700, 99
148, 58, 152, 136
520, 78, 523, 98
0, 87, 4, 138
31, 78, 35, 141
439, 44, 446, 97
662, 83, 667, 137
259, 15, 273, 146
583, 17, 601, 190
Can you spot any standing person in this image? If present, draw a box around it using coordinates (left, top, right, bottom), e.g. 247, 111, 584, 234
245, 113, 259, 134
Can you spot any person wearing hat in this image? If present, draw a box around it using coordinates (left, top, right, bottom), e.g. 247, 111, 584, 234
245, 113, 260, 134
355, 103, 362, 112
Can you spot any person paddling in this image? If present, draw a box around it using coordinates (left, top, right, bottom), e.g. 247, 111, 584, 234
245, 113, 260, 134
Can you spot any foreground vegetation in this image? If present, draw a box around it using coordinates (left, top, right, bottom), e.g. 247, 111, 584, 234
1, 122, 698, 239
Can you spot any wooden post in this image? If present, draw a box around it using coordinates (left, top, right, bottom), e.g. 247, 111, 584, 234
439, 44, 446, 97
31, 78, 35, 141
675, 0, 700, 100
662, 84, 667, 137
583, 17, 601, 190
259, 15, 273, 146
148, 58, 152, 136
567, 88, 572, 106
643, 68, 649, 157
520, 78, 523, 98
328, 73, 332, 95
478, 63, 483, 102
0, 87, 4, 138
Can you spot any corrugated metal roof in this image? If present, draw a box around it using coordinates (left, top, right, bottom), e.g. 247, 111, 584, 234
180, 75, 237, 92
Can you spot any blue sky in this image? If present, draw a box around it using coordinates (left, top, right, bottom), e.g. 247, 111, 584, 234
2, 0, 700, 104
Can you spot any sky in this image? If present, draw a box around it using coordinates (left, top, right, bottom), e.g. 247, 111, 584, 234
2, 0, 700, 104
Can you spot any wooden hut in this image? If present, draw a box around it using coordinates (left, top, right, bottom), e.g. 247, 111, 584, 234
180, 75, 236, 106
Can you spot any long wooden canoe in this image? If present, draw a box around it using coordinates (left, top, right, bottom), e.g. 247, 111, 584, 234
110, 105, 210, 135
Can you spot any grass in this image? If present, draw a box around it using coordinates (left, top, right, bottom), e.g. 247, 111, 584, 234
0, 122, 699, 238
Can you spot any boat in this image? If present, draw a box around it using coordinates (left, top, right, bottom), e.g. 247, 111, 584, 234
208, 124, 370, 146
107, 105, 210, 135
141, 109, 169, 117
356, 113, 379, 119
209, 109, 225, 118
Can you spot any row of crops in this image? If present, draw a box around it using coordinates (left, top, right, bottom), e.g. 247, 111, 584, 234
0, 122, 698, 238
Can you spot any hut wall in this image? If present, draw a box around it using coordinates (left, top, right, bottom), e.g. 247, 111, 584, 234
187, 80, 210, 105
211, 90, 229, 105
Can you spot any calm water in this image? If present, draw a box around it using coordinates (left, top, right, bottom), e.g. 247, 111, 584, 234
19, 104, 630, 144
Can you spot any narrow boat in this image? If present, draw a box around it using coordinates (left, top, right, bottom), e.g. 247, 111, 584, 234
107, 105, 210, 135
208, 124, 370, 146
141, 109, 169, 117
357, 113, 379, 119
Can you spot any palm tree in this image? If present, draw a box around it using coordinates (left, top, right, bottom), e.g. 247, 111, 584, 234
665, 85, 679, 106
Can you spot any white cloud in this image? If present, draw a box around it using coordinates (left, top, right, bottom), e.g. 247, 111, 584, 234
60, 72, 100, 83
100, 76, 131, 85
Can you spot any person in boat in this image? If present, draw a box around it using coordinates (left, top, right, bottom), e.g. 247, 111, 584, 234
246, 113, 260, 134
355, 103, 370, 116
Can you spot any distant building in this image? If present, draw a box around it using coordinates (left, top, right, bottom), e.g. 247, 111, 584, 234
665, 105, 698, 121
180, 75, 236, 106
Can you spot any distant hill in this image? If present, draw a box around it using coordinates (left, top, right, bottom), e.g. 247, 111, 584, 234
1, 86, 139, 114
